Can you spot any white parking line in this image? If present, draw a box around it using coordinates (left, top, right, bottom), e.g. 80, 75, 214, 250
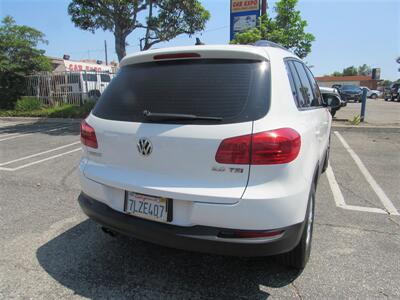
326, 164, 387, 214
0, 125, 73, 142
0, 141, 81, 166
334, 131, 399, 216
0, 148, 81, 171
0, 132, 20, 138
0, 122, 33, 128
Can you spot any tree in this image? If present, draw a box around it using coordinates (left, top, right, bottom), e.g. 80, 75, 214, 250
0, 16, 51, 109
68, 0, 210, 61
231, 0, 315, 59
380, 80, 392, 87
331, 64, 372, 77
332, 71, 343, 77
357, 64, 371, 76
342, 66, 358, 76
140, 0, 210, 51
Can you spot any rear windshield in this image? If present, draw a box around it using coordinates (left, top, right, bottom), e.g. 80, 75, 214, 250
92, 59, 270, 124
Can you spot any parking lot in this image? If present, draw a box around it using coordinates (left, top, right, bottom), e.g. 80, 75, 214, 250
335, 98, 400, 126
0, 118, 399, 299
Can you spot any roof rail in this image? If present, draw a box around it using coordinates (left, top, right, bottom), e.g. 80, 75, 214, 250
252, 40, 288, 51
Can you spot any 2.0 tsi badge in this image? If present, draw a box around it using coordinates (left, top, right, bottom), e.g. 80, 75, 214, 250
137, 138, 152, 156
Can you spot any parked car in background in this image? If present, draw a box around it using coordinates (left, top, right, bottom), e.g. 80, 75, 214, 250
78, 42, 340, 270
319, 87, 344, 117
359, 86, 382, 99
337, 85, 363, 102
384, 83, 400, 101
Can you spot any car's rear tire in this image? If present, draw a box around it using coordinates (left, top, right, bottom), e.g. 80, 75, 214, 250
278, 182, 315, 269
371, 93, 377, 99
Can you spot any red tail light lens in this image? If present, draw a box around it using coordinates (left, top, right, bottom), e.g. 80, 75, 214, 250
215, 128, 301, 165
251, 128, 301, 165
80, 120, 98, 148
215, 134, 251, 164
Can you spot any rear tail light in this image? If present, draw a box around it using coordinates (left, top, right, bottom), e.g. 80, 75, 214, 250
214, 134, 251, 164
215, 128, 301, 165
80, 120, 98, 148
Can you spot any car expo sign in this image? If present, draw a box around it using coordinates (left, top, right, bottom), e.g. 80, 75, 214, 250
230, 0, 260, 40
63, 60, 112, 73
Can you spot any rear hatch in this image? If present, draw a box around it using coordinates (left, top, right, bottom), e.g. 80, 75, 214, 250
84, 50, 270, 204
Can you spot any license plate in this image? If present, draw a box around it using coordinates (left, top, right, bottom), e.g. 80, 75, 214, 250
124, 191, 172, 222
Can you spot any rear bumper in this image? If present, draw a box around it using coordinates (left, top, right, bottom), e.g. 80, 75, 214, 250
78, 193, 304, 257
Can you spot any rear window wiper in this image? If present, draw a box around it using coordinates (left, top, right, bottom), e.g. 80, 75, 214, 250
143, 110, 223, 121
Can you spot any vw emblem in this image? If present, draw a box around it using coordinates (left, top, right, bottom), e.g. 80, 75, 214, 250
137, 138, 153, 156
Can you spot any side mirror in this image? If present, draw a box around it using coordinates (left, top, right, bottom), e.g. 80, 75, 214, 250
322, 94, 341, 109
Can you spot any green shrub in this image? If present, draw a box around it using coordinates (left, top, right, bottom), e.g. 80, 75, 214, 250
82, 101, 95, 112
0, 100, 96, 118
15, 97, 42, 111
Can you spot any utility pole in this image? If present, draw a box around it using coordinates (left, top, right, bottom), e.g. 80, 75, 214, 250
104, 40, 108, 65
261, 0, 268, 15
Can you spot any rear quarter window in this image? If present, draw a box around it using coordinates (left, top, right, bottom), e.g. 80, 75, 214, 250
92, 59, 271, 124
292, 61, 314, 107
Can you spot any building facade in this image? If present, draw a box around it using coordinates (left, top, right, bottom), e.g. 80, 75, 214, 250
315, 76, 379, 89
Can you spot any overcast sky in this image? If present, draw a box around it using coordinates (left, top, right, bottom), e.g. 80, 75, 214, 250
1, 0, 399, 80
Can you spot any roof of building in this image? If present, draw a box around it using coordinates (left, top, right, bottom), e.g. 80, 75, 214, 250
315, 75, 375, 82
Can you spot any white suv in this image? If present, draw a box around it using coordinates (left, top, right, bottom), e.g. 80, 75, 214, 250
78, 41, 337, 269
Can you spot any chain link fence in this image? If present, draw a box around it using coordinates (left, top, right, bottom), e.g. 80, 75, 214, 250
25, 71, 115, 106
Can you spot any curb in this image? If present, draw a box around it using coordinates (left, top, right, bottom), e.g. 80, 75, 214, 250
332, 121, 400, 129
0, 117, 82, 124
332, 124, 400, 129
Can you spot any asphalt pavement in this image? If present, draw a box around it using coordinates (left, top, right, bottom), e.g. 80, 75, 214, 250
334, 98, 400, 126
0, 119, 399, 299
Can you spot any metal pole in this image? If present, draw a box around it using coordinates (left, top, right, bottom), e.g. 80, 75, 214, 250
261, 0, 267, 15
84, 70, 88, 106
104, 40, 108, 65
360, 88, 368, 122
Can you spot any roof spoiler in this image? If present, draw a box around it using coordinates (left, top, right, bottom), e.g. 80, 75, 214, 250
252, 40, 288, 51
